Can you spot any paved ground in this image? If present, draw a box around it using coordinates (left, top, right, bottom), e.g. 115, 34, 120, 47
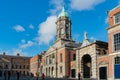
0, 77, 78, 80
0, 77, 95, 80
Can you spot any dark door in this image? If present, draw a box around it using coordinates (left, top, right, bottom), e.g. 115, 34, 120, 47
71, 69, 76, 78
99, 67, 107, 80
0, 70, 2, 77
114, 64, 120, 79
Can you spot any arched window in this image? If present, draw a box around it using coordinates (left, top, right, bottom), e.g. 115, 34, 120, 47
115, 57, 120, 64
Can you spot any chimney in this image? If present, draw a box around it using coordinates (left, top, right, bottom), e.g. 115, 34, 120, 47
17, 53, 20, 56
3, 52, 6, 55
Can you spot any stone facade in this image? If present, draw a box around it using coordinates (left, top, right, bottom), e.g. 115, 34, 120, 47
76, 37, 108, 79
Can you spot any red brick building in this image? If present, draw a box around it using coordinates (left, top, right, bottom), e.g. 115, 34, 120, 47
107, 5, 120, 80
0, 53, 30, 77
30, 54, 41, 76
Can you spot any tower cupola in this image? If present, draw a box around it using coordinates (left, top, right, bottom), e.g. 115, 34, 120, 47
58, 7, 69, 18
56, 7, 71, 41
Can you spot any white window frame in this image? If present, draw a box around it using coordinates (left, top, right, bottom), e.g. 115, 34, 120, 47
114, 12, 120, 24
113, 32, 120, 52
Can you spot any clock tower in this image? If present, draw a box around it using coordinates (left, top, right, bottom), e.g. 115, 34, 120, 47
56, 7, 71, 41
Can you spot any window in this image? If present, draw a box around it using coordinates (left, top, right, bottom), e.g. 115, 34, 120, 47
23, 65, 25, 69
16, 65, 18, 69
73, 54, 76, 61
46, 56, 49, 65
115, 12, 120, 24
60, 53, 62, 62
5, 64, 8, 69
12, 65, 14, 68
23, 71, 25, 75
114, 33, 120, 51
52, 54, 55, 58
27, 65, 29, 69
60, 66, 62, 73
115, 57, 120, 64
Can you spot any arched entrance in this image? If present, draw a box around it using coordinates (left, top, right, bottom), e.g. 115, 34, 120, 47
81, 54, 91, 78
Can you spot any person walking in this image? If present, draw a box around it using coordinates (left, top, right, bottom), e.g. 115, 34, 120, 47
78, 72, 81, 80
42, 73, 45, 80
4, 71, 6, 80
8, 71, 11, 80
16, 72, 19, 80
36, 73, 39, 80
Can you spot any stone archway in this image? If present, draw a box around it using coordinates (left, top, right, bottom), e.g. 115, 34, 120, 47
81, 54, 91, 78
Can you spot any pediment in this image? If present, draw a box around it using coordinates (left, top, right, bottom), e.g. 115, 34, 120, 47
46, 46, 56, 53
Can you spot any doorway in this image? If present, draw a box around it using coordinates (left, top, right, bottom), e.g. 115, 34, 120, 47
99, 67, 107, 80
71, 69, 76, 78
81, 54, 91, 78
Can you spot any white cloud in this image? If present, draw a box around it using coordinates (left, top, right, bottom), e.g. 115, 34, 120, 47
21, 39, 26, 43
20, 40, 34, 49
49, 0, 64, 15
29, 24, 34, 29
34, 0, 62, 45
70, 0, 105, 11
12, 48, 28, 56
13, 49, 22, 55
36, 16, 57, 45
13, 25, 25, 32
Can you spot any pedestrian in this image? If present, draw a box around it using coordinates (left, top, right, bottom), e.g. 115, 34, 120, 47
8, 71, 11, 80
30, 73, 33, 80
17, 72, 19, 80
36, 73, 39, 80
78, 72, 81, 80
4, 71, 6, 80
42, 73, 45, 80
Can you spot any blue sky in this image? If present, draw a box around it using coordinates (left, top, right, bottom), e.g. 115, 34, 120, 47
0, 0, 119, 56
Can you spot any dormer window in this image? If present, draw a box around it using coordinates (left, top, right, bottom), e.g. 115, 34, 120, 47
114, 12, 120, 24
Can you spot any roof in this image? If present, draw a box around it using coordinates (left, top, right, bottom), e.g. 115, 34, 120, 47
58, 7, 69, 18
0, 54, 31, 58
110, 5, 120, 12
